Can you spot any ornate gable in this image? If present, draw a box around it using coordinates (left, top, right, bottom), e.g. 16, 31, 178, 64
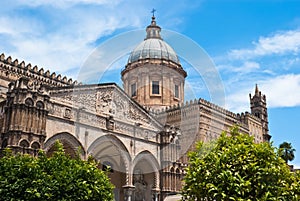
49, 83, 162, 133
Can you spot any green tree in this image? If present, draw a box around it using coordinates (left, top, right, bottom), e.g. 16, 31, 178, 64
279, 141, 296, 164
182, 126, 300, 201
0, 141, 114, 201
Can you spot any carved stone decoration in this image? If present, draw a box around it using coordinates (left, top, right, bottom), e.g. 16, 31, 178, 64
114, 122, 133, 135
106, 116, 114, 131
112, 91, 129, 119
128, 104, 147, 123
96, 89, 113, 113
48, 103, 63, 117
52, 91, 96, 112
26, 80, 46, 94
64, 108, 72, 119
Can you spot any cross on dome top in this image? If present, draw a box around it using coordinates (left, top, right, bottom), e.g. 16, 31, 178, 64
146, 9, 162, 40
151, 8, 156, 17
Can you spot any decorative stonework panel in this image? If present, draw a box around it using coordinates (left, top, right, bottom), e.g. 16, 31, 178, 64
128, 103, 148, 123
96, 87, 153, 125
96, 89, 113, 113
53, 91, 96, 112
48, 103, 63, 117
112, 90, 129, 119
64, 108, 72, 119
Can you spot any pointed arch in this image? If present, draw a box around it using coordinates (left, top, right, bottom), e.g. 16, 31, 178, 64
88, 134, 130, 200
133, 150, 160, 173
44, 132, 85, 158
19, 139, 30, 147
88, 134, 131, 176
132, 150, 160, 190
30, 141, 40, 149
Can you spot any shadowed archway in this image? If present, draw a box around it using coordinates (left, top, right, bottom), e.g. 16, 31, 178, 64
44, 132, 85, 158
88, 134, 131, 201
132, 151, 160, 201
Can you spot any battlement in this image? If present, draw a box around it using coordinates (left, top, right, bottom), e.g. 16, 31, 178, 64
150, 99, 199, 115
198, 98, 237, 119
0, 53, 78, 87
237, 111, 261, 122
150, 98, 239, 123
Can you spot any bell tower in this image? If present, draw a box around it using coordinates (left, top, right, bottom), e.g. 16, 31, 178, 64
0, 77, 49, 155
121, 15, 187, 110
249, 84, 271, 141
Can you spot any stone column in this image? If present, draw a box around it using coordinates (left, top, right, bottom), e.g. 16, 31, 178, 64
123, 185, 135, 201
152, 189, 159, 201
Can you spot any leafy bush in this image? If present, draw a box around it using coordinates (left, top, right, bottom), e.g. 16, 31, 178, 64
0, 141, 114, 201
182, 126, 300, 201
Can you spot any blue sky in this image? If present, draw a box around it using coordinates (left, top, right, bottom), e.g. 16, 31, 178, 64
1, 0, 300, 167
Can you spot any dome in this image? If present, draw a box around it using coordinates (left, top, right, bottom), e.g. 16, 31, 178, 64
127, 38, 180, 64
127, 16, 180, 65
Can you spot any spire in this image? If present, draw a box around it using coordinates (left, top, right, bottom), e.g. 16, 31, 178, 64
145, 9, 162, 40
255, 84, 259, 96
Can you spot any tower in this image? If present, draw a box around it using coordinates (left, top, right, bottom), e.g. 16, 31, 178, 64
121, 15, 187, 110
249, 84, 271, 142
0, 77, 49, 155
160, 124, 182, 199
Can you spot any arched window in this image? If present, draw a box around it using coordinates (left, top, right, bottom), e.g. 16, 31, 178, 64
1, 138, 8, 148
36, 101, 44, 109
25, 98, 34, 106
20, 139, 29, 147
31, 142, 40, 156
19, 139, 29, 154
170, 167, 175, 191
31, 142, 40, 149
176, 168, 181, 191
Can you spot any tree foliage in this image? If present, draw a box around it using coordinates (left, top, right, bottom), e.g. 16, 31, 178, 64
182, 126, 300, 201
0, 141, 114, 201
279, 141, 295, 164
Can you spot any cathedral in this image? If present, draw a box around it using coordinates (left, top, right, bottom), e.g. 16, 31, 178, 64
0, 15, 270, 201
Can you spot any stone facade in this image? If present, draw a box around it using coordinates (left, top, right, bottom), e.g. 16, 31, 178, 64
0, 16, 270, 201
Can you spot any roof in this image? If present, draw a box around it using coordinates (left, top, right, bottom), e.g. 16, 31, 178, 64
126, 16, 180, 65
127, 38, 180, 64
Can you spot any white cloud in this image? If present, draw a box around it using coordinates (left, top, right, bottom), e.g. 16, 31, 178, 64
1, 0, 202, 82
236, 61, 260, 72
218, 61, 260, 74
0, 2, 147, 79
225, 74, 300, 112
260, 74, 300, 108
229, 30, 300, 59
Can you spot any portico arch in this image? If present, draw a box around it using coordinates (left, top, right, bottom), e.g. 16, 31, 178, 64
44, 132, 85, 158
132, 151, 160, 201
88, 134, 131, 201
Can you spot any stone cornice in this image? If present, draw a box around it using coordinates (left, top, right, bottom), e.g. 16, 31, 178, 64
122, 58, 187, 78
